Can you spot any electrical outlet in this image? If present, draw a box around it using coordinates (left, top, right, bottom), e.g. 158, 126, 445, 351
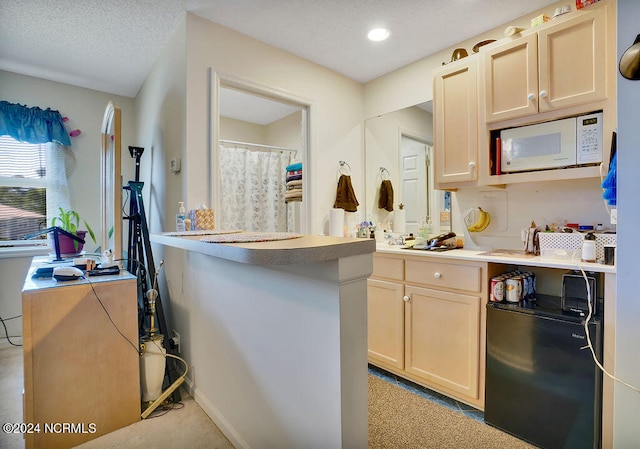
172, 329, 180, 353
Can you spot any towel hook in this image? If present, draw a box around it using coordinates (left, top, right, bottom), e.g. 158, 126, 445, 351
379, 167, 390, 180
338, 160, 351, 175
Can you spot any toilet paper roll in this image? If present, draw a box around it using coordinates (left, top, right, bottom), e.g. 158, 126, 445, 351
394, 209, 406, 233
329, 208, 345, 237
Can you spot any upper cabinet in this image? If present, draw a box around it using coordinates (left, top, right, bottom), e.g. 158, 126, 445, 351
484, 7, 607, 123
433, 56, 479, 189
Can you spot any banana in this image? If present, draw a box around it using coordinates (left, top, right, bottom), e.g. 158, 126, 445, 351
467, 207, 490, 232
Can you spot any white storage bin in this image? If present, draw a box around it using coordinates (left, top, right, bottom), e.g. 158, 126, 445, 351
537, 232, 616, 261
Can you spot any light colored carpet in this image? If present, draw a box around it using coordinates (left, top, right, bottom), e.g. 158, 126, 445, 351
368, 374, 535, 449
1, 345, 534, 449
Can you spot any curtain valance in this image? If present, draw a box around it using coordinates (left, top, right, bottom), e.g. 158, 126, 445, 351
0, 100, 71, 146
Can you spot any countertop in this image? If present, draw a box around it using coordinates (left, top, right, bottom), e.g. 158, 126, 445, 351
375, 243, 616, 273
22, 257, 137, 292
150, 232, 376, 265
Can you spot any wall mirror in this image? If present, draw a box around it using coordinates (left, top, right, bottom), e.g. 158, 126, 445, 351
211, 73, 310, 233
100, 100, 122, 260
364, 101, 448, 235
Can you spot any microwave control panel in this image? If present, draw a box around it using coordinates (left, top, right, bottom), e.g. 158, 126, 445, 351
576, 112, 603, 164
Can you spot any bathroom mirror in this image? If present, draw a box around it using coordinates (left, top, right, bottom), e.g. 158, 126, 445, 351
211, 73, 310, 233
365, 101, 447, 235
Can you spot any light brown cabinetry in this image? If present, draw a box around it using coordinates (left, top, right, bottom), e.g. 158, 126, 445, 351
22, 273, 140, 449
433, 55, 479, 189
483, 7, 607, 123
367, 252, 488, 408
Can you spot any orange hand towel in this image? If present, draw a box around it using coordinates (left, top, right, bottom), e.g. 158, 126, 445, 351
333, 175, 359, 212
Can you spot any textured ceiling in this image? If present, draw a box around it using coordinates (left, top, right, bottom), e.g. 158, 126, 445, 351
0, 0, 559, 98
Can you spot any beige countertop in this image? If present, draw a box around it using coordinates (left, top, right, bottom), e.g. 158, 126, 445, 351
375, 243, 616, 273
151, 232, 376, 265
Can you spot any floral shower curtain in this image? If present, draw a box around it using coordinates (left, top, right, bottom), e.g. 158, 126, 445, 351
219, 145, 290, 232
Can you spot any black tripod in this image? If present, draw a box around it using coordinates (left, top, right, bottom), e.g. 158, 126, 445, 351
124, 146, 181, 403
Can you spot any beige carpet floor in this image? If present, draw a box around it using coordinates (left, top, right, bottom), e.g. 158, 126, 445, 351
1, 345, 534, 449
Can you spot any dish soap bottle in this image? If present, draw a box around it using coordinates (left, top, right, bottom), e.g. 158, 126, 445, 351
176, 201, 186, 232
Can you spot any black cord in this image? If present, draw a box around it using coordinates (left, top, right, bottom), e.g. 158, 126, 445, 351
0, 315, 22, 346
83, 275, 140, 354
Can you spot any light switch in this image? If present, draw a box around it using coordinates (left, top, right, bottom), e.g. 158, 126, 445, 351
170, 157, 181, 173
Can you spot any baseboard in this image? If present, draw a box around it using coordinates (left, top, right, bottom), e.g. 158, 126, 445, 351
184, 377, 251, 449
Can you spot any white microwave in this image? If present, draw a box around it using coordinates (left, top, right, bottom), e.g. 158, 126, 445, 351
500, 112, 603, 173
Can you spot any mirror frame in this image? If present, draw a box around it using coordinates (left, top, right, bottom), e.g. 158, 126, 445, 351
210, 70, 313, 232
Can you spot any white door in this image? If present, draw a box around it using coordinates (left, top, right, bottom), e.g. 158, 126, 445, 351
400, 135, 430, 234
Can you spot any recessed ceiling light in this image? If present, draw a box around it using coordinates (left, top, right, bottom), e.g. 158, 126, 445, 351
367, 28, 391, 42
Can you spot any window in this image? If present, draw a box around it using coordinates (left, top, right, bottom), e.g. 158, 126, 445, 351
0, 135, 48, 240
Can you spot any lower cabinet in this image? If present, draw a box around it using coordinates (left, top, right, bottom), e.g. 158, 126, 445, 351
404, 285, 480, 400
367, 278, 405, 369
367, 252, 489, 409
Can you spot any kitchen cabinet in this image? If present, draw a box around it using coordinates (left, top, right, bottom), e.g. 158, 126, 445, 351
367, 252, 489, 408
367, 254, 404, 369
433, 55, 479, 189
483, 6, 607, 123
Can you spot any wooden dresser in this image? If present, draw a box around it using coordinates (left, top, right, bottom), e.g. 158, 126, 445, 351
22, 260, 140, 449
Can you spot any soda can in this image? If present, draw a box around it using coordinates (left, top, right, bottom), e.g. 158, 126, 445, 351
490, 276, 505, 302
505, 276, 522, 303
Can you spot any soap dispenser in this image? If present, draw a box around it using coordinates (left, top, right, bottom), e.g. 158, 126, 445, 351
176, 201, 186, 232
582, 232, 596, 263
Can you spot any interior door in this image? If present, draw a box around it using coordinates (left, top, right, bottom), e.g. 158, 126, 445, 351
400, 135, 429, 234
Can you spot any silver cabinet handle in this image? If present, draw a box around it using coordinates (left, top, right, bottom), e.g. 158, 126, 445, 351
527, 93, 535, 101
539, 90, 548, 98
434, 272, 442, 279
468, 161, 476, 169
403, 295, 410, 302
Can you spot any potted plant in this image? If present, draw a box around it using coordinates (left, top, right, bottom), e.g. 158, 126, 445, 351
50, 207, 96, 254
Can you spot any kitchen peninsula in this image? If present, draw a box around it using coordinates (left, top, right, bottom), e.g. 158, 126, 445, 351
150, 232, 375, 449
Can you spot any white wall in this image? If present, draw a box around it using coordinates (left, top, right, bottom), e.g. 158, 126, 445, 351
614, 0, 640, 444
0, 71, 136, 343
0, 70, 136, 251
183, 14, 364, 236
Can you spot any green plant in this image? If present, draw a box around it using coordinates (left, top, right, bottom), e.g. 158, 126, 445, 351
51, 207, 96, 244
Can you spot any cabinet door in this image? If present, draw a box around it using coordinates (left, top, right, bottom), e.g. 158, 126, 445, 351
367, 278, 405, 369
404, 285, 480, 399
433, 57, 478, 186
484, 34, 538, 123
538, 8, 607, 112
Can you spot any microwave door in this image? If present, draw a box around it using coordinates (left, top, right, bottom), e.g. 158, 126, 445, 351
500, 117, 577, 173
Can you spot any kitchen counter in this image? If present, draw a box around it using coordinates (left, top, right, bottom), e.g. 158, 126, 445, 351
151, 232, 375, 449
375, 243, 616, 273
150, 232, 375, 265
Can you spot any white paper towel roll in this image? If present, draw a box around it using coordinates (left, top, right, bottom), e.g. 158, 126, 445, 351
329, 208, 345, 237
394, 209, 406, 233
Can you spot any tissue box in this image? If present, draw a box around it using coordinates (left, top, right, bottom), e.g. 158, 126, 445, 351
538, 232, 616, 261
195, 209, 215, 230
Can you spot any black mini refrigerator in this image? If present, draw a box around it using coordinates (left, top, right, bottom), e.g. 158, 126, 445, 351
485, 300, 603, 449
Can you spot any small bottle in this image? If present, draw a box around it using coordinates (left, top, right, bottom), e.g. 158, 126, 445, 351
176, 201, 186, 232
582, 232, 596, 263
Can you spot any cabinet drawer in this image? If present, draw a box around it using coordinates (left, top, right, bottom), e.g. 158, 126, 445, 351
405, 259, 481, 293
372, 254, 404, 281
